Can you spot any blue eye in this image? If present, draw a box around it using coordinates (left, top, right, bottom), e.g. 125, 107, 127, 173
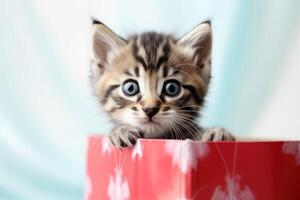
122, 79, 140, 96
163, 80, 181, 97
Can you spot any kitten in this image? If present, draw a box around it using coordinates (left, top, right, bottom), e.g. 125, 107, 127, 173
90, 19, 235, 147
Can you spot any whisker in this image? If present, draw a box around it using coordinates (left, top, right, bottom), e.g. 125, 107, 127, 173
176, 114, 200, 124
174, 119, 194, 139
174, 115, 199, 139
175, 115, 202, 138
170, 120, 181, 139
176, 110, 200, 114
158, 113, 202, 140
165, 120, 175, 139
163, 119, 177, 139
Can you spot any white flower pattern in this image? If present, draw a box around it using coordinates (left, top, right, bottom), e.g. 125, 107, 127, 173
165, 139, 209, 173
131, 140, 143, 160
282, 142, 300, 165
108, 168, 130, 200
102, 137, 112, 154
211, 176, 255, 200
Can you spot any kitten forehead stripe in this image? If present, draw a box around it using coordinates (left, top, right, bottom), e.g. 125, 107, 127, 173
156, 41, 171, 69
163, 66, 180, 78
135, 33, 172, 71
136, 56, 147, 69
156, 55, 168, 69
169, 69, 180, 77
132, 39, 147, 69
140, 32, 162, 70
125, 71, 133, 76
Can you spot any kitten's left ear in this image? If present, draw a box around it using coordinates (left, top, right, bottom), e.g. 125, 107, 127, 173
177, 21, 212, 83
92, 19, 126, 67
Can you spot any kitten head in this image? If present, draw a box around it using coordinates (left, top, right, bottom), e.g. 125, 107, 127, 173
91, 19, 212, 139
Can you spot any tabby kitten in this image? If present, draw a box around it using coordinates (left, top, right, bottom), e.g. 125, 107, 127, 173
90, 19, 235, 147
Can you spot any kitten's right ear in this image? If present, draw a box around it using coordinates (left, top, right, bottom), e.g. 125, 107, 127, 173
92, 19, 126, 67
177, 21, 212, 84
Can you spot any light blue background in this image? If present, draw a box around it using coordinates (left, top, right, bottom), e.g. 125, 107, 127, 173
1, 0, 300, 199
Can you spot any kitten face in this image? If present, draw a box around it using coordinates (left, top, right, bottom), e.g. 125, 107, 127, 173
91, 20, 212, 139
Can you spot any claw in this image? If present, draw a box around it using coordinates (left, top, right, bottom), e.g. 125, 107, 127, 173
202, 127, 235, 142
109, 124, 143, 148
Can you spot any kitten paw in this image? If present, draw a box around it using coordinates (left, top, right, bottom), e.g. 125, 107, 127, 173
109, 124, 143, 148
201, 127, 235, 141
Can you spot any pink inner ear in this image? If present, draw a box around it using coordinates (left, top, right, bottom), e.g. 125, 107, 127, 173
194, 33, 212, 67
92, 23, 126, 66
177, 22, 212, 68
93, 37, 111, 65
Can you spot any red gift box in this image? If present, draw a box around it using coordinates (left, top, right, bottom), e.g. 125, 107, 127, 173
86, 136, 300, 200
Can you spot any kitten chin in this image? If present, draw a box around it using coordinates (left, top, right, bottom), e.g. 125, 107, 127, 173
138, 122, 168, 139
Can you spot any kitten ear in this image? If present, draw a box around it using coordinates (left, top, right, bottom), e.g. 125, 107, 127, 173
177, 21, 212, 83
92, 19, 126, 67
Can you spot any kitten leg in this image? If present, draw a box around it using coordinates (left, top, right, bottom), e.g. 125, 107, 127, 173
109, 124, 143, 148
201, 127, 235, 141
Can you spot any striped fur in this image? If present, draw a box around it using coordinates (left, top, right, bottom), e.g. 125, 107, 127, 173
91, 20, 213, 140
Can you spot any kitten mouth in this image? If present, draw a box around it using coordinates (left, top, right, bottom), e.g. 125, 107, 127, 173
142, 117, 159, 124
143, 121, 160, 128
145, 119, 156, 123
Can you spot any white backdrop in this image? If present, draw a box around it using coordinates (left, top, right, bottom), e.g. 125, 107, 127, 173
1, 0, 300, 199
